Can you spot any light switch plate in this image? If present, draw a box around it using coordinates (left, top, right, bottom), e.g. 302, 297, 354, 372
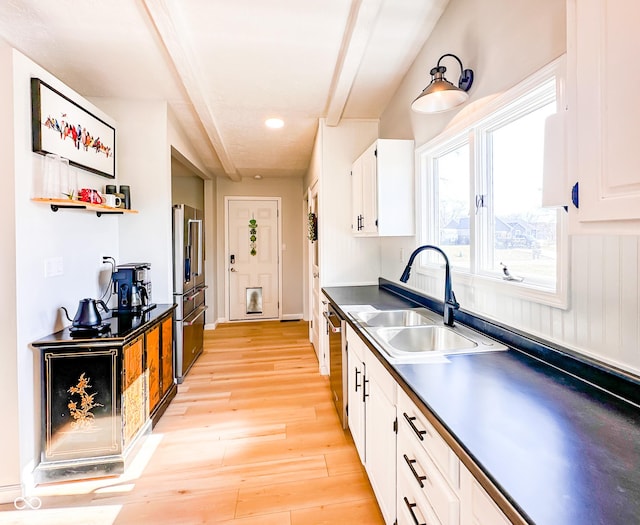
44, 257, 64, 277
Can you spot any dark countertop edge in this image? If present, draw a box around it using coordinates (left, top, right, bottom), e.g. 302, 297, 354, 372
31, 303, 176, 348
378, 278, 640, 408
323, 289, 531, 524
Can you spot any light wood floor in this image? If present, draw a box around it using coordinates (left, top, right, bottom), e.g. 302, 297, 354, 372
0, 321, 384, 525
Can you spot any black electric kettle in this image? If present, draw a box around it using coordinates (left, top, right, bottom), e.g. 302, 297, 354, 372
62, 298, 110, 328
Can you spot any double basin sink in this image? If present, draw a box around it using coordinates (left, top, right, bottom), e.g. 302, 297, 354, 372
348, 307, 507, 363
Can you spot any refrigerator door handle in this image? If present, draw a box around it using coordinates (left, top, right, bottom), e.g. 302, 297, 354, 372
188, 219, 203, 278
184, 305, 207, 326
186, 286, 208, 301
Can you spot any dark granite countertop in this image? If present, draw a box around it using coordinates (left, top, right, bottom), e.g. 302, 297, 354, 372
323, 284, 640, 525
32, 303, 176, 348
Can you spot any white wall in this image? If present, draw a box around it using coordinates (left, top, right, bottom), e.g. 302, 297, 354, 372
215, 176, 304, 320
0, 38, 21, 502
378, 0, 640, 376
316, 119, 380, 287
94, 98, 173, 304
8, 50, 121, 496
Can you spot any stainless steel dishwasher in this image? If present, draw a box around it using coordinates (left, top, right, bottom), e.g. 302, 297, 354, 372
324, 303, 347, 429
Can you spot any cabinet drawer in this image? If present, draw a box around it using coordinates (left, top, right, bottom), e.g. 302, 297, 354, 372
399, 422, 459, 525
397, 465, 441, 525
398, 388, 459, 488
470, 478, 510, 525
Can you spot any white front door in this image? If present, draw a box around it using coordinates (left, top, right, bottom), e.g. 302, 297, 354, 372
227, 198, 280, 321
308, 184, 322, 361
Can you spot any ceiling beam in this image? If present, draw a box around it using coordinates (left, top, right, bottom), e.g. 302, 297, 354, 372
143, 0, 241, 181
324, 0, 384, 126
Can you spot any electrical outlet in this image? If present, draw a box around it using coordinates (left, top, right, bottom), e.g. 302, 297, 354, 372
400, 248, 405, 263
44, 257, 64, 277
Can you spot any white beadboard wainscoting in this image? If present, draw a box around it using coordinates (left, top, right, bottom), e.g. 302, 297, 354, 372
381, 235, 640, 377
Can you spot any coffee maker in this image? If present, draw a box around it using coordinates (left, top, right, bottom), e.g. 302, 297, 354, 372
112, 263, 153, 313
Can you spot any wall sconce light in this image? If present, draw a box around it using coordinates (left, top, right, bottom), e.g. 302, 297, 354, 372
411, 53, 474, 114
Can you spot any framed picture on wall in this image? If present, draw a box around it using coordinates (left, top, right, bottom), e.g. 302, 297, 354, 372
31, 78, 116, 179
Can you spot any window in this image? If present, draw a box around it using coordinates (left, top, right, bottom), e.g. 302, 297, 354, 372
418, 59, 567, 307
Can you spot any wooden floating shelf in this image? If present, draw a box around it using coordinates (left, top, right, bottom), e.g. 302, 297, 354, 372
32, 198, 138, 217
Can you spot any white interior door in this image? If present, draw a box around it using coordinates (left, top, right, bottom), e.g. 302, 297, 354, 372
308, 184, 321, 360
227, 198, 280, 321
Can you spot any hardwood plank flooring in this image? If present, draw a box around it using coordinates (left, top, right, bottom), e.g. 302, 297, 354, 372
0, 321, 384, 524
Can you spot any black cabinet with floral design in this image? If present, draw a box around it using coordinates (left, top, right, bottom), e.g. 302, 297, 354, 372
32, 304, 176, 483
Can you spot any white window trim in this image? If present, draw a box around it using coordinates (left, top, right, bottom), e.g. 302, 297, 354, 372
415, 56, 569, 310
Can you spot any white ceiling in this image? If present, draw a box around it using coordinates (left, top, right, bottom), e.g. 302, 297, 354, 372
0, 0, 448, 180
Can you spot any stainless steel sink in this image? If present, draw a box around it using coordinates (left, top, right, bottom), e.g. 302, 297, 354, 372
350, 308, 438, 327
345, 306, 508, 363
367, 323, 507, 362
373, 325, 477, 353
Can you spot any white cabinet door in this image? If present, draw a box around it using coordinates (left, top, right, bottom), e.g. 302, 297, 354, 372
346, 327, 366, 464
351, 139, 414, 237
568, 0, 640, 225
365, 357, 397, 524
351, 152, 364, 234
360, 143, 378, 235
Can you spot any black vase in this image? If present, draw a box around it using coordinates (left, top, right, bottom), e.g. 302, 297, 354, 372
119, 185, 131, 209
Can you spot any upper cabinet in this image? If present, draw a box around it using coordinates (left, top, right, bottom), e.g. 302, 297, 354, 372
351, 139, 415, 237
567, 0, 640, 230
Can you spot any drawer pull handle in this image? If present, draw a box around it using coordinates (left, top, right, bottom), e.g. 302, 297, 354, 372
403, 412, 427, 441
403, 454, 427, 487
403, 496, 426, 525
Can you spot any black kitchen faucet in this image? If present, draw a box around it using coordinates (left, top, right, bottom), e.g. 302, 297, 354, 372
400, 245, 459, 326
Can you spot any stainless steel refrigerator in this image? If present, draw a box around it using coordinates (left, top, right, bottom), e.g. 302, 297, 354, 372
173, 204, 207, 383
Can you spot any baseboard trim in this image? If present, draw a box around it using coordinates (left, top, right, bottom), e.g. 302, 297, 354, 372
282, 313, 303, 321
0, 483, 22, 505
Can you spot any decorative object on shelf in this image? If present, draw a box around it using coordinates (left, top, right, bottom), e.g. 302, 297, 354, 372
41, 153, 77, 200
308, 212, 318, 242
119, 185, 131, 209
249, 217, 258, 256
79, 188, 104, 204
31, 78, 116, 178
411, 53, 474, 114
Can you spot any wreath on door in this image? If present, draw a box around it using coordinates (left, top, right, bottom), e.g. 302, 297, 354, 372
308, 212, 317, 242
249, 218, 258, 256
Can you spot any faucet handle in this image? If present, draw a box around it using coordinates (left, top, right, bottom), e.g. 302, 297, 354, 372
447, 290, 459, 309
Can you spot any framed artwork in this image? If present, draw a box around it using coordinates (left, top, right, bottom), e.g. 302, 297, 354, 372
31, 78, 116, 179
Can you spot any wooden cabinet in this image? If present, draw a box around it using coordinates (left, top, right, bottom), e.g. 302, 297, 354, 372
32, 305, 176, 483
351, 139, 415, 237
123, 335, 145, 447
146, 314, 175, 422
567, 0, 640, 228
161, 316, 174, 397
146, 324, 161, 415
346, 325, 397, 524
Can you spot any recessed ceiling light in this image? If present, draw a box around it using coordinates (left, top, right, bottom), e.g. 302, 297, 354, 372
265, 118, 284, 129
254, 174, 263, 180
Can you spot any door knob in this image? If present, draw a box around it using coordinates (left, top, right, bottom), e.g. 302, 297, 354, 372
230, 268, 237, 272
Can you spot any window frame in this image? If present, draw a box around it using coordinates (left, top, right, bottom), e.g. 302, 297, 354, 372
415, 57, 569, 309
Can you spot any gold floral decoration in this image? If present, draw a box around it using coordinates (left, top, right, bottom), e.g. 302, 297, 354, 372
67, 373, 103, 431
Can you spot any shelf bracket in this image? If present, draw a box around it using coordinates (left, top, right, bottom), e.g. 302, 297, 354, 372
50, 204, 87, 212
96, 211, 124, 217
